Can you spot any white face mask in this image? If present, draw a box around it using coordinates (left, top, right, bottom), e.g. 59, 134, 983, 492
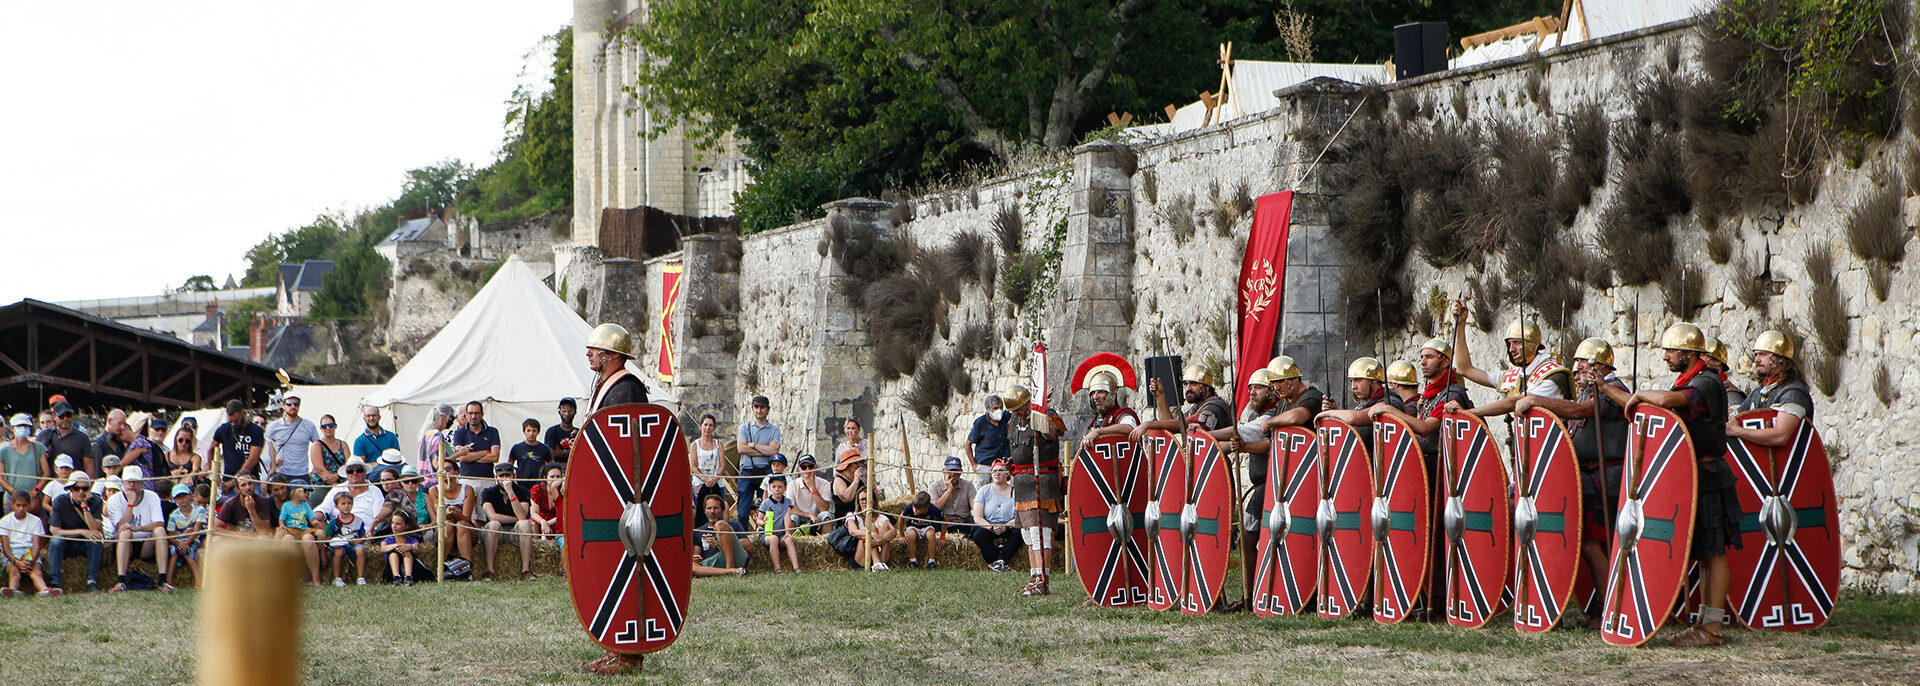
994, 409, 1008, 422
12, 426, 28, 439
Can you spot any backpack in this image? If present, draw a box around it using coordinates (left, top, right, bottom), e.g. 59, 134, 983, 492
443, 556, 473, 581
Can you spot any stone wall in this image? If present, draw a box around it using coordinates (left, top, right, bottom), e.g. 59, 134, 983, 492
559, 17, 1917, 591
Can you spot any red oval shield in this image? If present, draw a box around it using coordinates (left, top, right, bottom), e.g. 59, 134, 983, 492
1725, 409, 1839, 632
1510, 408, 1583, 632
1069, 433, 1151, 607
1144, 429, 1183, 612
1440, 412, 1511, 628
1600, 405, 1698, 646
1175, 429, 1233, 615
1370, 415, 1429, 624
1315, 418, 1373, 619
1251, 426, 1320, 618
564, 404, 692, 655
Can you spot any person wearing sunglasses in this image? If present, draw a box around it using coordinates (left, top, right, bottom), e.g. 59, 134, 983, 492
307, 414, 350, 507
264, 396, 319, 491
313, 456, 385, 545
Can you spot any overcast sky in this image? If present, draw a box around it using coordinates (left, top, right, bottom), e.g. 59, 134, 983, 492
0, 2, 574, 303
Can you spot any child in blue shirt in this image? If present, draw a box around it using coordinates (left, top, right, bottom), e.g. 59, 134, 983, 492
753, 476, 801, 573
165, 484, 206, 587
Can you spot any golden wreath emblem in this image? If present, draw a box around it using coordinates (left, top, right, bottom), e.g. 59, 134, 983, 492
1241, 259, 1276, 317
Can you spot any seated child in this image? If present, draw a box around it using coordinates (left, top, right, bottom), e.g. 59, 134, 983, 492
380, 510, 422, 585
753, 475, 801, 573
327, 491, 369, 586
164, 484, 206, 588
1, 491, 53, 596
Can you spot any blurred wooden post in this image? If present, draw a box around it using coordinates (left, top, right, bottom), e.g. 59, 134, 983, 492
199, 537, 302, 686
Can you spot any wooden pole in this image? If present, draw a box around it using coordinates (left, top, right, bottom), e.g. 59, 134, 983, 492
899, 422, 917, 495
864, 433, 877, 571
436, 458, 448, 582
199, 537, 302, 686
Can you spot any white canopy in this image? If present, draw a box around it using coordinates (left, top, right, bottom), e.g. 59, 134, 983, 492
353, 255, 676, 459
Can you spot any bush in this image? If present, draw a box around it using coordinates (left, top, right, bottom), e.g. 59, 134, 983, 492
737, 156, 842, 234
993, 204, 1022, 254
1804, 243, 1849, 355
1845, 182, 1908, 264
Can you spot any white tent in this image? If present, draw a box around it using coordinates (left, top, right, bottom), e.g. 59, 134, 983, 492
352, 255, 676, 460
1131, 59, 1388, 138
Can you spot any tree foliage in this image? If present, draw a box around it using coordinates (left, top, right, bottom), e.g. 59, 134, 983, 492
624, 0, 1560, 232
175, 275, 216, 293
459, 26, 575, 224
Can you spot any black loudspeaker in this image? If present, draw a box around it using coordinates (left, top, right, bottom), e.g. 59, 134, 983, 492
1394, 22, 1448, 80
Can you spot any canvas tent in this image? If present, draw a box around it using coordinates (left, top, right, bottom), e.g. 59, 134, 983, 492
299, 255, 677, 461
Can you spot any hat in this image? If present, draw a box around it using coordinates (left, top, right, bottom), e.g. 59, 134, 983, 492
493, 461, 516, 474
765, 474, 787, 485
285, 476, 308, 487
557, 397, 577, 409
944, 456, 964, 471
52, 401, 75, 417
769, 454, 788, 466
797, 454, 817, 468
179, 416, 198, 431
101, 476, 123, 491
751, 395, 770, 408
150, 417, 170, 432
378, 448, 405, 465
54, 454, 75, 470
127, 412, 152, 435
990, 459, 1011, 470
67, 471, 91, 485
170, 484, 192, 498
400, 464, 420, 477
48, 394, 67, 406
343, 456, 368, 469
102, 455, 122, 468
8, 413, 30, 428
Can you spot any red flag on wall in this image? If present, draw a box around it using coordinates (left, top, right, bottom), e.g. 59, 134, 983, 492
1234, 191, 1292, 415
658, 262, 683, 382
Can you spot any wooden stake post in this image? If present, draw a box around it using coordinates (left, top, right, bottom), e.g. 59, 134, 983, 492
863, 432, 877, 571
436, 459, 449, 582
199, 538, 302, 686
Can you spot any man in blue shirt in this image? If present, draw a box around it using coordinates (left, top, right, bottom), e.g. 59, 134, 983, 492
450, 401, 501, 492
352, 405, 400, 464
966, 395, 1009, 486
734, 396, 781, 532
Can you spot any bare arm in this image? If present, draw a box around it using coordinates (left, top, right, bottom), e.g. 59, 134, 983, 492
1315, 408, 1375, 426
1452, 298, 1496, 389
1727, 411, 1800, 447
1514, 394, 1595, 419
1463, 395, 1520, 418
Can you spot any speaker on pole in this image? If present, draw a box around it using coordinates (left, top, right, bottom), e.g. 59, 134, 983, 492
1393, 22, 1448, 80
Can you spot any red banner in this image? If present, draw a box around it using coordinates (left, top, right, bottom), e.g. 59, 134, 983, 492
658, 262, 683, 382
1235, 191, 1292, 414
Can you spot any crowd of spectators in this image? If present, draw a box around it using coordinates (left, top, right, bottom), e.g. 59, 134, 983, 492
0, 391, 1066, 596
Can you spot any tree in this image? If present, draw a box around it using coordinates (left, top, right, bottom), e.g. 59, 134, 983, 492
176, 275, 217, 293
625, 0, 1558, 232
394, 160, 473, 219
460, 26, 574, 224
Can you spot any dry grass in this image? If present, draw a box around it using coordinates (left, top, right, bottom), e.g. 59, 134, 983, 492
1659, 262, 1704, 320
993, 204, 1023, 254
1808, 347, 1842, 397
1845, 182, 1909, 264
1804, 243, 1850, 356
1874, 362, 1898, 405
1166, 193, 1196, 245
1141, 169, 1159, 204
1733, 254, 1771, 314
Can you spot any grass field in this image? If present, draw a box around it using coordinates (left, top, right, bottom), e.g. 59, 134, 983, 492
2, 569, 1916, 685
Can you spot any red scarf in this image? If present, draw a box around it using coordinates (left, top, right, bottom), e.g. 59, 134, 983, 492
1421, 369, 1457, 400
1671, 358, 1708, 390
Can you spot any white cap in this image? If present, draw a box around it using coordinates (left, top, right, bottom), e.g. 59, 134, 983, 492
378, 448, 404, 465
121, 465, 145, 481
54, 454, 75, 469
8, 413, 31, 428
68, 471, 91, 483
344, 456, 368, 468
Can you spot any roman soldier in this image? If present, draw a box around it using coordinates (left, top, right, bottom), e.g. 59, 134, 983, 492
1316, 357, 1400, 445
1512, 337, 1629, 628
1212, 366, 1286, 610
1449, 300, 1572, 419
1076, 353, 1141, 444
1383, 360, 1419, 409
1004, 383, 1062, 597
1702, 335, 1746, 409
1133, 364, 1235, 440
582, 323, 649, 415
575, 322, 652, 675
1366, 337, 1472, 620
1726, 330, 1814, 445
1610, 323, 1742, 647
